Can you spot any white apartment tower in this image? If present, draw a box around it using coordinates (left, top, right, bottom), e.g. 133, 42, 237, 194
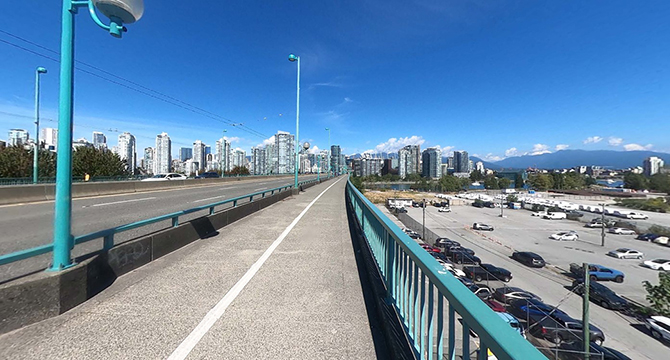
117, 132, 136, 174
193, 140, 206, 172
643, 156, 665, 177
41, 128, 58, 150
154, 132, 172, 174
92, 131, 107, 150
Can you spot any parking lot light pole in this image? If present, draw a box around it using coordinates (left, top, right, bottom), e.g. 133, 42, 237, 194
582, 263, 590, 360
422, 198, 426, 241
599, 203, 606, 247
51, 0, 144, 271
33, 67, 48, 184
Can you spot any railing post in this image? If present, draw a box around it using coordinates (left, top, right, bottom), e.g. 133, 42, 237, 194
172, 217, 179, 227
209, 206, 214, 215
103, 234, 114, 250
249, 195, 253, 202
233, 200, 237, 207
385, 231, 394, 304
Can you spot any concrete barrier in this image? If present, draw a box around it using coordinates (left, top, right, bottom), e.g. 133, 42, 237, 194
0, 181, 304, 334
0, 175, 295, 206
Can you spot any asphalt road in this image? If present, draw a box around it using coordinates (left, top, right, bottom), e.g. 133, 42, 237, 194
0, 175, 317, 283
401, 204, 669, 360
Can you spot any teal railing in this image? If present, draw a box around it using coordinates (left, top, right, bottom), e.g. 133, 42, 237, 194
346, 179, 546, 360
0, 177, 325, 266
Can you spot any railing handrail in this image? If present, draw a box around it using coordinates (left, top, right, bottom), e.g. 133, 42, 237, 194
346, 179, 546, 359
0, 176, 327, 266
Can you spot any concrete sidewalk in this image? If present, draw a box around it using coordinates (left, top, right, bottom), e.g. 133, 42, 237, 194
0, 178, 382, 359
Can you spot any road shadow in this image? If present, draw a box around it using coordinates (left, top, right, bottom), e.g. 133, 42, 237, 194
630, 323, 670, 347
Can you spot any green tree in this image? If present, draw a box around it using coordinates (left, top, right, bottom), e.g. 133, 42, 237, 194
507, 194, 519, 202
498, 177, 512, 189
624, 172, 648, 190
469, 170, 484, 182
72, 147, 127, 177
229, 165, 250, 175
438, 175, 461, 192
564, 173, 585, 189
649, 174, 670, 194
405, 173, 422, 182
585, 175, 597, 186
551, 173, 566, 189
514, 173, 525, 188
643, 272, 670, 316
459, 177, 471, 190
0, 146, 56, 178
484, 175, 499, 189
529, 174, 553, 191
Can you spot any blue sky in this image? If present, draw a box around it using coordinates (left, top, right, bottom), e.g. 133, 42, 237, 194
1, 1, 669, 161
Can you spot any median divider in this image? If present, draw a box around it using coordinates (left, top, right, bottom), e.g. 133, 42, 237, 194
0, 176, 332, 334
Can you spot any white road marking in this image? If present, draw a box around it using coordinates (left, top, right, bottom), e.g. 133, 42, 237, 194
167, 177, 342, 360
83, 197, 156, 208
190, 195, 227, 203
253, 187, 266, 191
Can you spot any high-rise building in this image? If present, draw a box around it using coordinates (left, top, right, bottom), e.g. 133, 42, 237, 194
41, 128, 58, 151
205, 145, 212, 156
179, 147, 192, 161
154, 132, 171, 174
643, 156, 665, 177
398, 145, 420, 179
275, 131, 295, 174
117, 132, 137, 174
73, 138, 93, 149
447, 156, 455, 169
216, 137, 233, 173
358, 155, 383, 177
143, 147, 154, 174
454, 151, 470, 173
421, 147, 442, 179
8, 129, 28, 146
251, 147, 266, 175
92, 131, 106, 150
331, 145, 342, 175
232, 148, 246, 168
475, 161, 485, 172
193, 140, 206, 172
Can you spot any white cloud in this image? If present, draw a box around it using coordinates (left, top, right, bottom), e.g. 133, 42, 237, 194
530, 144, 551, 155
608, 137, 623, 147
623, 143, 653, 151
555, 144, 569, 151
374, 136, 425, 153
258, 135, 275, 147
583, 136, 603, 144
504, 147, 519, 157
224, 136, 240, 143
482, 153, 503, 162
308, 145, 321, 154
362, 149, 375, 154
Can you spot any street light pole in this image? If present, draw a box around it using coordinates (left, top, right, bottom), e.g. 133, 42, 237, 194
51, 0, 143, 271
600, 203, 606, 247
422, 198, 426, 241
220, 129, 227, 177
326, 127, 331, 177
33, 67, 47, 184
288, 54, 300, 189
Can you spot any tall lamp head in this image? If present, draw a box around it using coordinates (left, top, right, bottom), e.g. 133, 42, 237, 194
36, 67, 47, 74
288, 54, 299, 62
92, 0, 144, 37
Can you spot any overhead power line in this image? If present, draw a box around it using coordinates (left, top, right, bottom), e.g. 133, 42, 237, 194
0, 29, 269, 139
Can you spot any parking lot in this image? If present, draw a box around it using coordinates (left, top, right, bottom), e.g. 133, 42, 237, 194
400, 202, 669, 360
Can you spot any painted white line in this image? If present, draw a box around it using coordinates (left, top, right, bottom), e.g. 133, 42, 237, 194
253, 187, 266, 191
190, 195, 227, 203
84, 197, 156, 208
167, 177, 342, 360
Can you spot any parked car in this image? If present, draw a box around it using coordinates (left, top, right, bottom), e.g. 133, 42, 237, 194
445, 246, 475, 256
543, 212, 567, 220
458, 276, 476, 287
141, 173, 188, 181
195, 171, 219, 179
493, 287, 540, 304
530, 312, 606, 346
507, 298, 567, 323
437, 259, 466, 278
464, 264, 512, 282
473, 223, 494, 231
626, 212, 648, 220
607, 248, 643, 259
608, 227, 636, 235
559, 341, 632, 360
467, 283, 493, 300
653, 236, 670, 245
438, 207, 452, 213
642, 259, 670, 271
566, 210, 584, 218
496, 312, 526, 339
637, 233, 659, 242
569, 263, 625, 283
511, 251, 546, 268
484, 299, 506, 312
532, 211, 548, 217
420, 244, 441, 253
572, 279, 629, 310
645, 316, 670, 341
435, 238, 460, 248
550, 231, 579, 241
450, 252, 481, 265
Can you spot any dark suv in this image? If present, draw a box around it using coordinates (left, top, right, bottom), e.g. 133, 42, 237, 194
450, 252, 481, 265
530, 312, 605, 346
195, 171, 219, 179
511, 251, 546, 268
463, 263, 512, 282
572, 279, 628, 310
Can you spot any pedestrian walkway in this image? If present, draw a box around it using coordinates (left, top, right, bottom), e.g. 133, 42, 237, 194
0, 178, 381, 359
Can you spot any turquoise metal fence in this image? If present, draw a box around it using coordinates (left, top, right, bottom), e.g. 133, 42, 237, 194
0, 176, 326, 267
346, 179, 547, 360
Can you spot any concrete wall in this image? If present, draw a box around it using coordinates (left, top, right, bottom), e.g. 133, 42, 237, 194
0, 175, 292, 206
0, 178, 331, 334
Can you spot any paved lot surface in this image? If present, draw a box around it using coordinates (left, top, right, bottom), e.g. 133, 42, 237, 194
402, 204, 669, 360
0, 177, 381, 359
0, 175, 316, 283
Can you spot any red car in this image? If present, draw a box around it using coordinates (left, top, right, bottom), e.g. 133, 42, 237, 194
484, 300, 506, 312
420, 244, 441, 253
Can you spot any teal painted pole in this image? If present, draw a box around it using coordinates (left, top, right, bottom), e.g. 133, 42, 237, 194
317, 152, 320, 181
294, 56, 300, 188
326, 127, 331, 176
33, 67, 46, 184
51, 0, 76, 270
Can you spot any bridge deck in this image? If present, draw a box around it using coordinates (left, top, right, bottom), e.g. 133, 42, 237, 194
0, 178, 382, 359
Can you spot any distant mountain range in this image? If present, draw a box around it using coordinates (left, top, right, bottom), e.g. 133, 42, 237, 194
476, 150, 670, 170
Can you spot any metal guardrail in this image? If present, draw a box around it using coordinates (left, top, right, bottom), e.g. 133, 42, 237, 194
345, 179, 547, 360
0, 177, 326, 266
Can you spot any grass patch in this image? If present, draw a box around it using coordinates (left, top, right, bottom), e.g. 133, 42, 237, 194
614, 198, 670, 213
363, 190, 440, 204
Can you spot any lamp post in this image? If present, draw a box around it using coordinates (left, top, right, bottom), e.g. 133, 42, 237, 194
33, 67, 47, 184
51, 0, 144, 271
220, 129, 227, 177
325, 127, 331, 177
288, 54, 300, 188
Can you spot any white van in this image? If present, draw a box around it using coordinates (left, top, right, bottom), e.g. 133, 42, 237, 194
543, 212, 567, 220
